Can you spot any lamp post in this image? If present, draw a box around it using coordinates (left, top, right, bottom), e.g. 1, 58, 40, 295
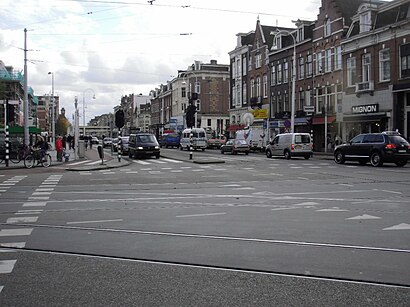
74, 96, 79, 160
82, 88, 96, 137
48, 72, 55, 145
271, 30, 296, 134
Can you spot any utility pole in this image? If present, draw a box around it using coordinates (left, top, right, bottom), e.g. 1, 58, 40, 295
23, 28, 29, 146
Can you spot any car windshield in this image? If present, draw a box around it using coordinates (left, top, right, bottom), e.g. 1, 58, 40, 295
389, 136, 409, 145
137, 135, 157, 143
121, 137, 129, 144
235, 140, 247, 145
167, 134, 179, 138
295, 135, 310, 144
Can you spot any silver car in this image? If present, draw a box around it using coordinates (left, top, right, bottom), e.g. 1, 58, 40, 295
266, 133, 313, 160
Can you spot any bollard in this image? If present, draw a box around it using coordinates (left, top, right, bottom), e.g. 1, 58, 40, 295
117, 138, 122, 162
189, 146, 193, 160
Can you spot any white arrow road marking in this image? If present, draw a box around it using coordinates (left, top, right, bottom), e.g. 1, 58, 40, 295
383, 223, 410, 230
346, 214, 381, 220
0, 260, 17, 273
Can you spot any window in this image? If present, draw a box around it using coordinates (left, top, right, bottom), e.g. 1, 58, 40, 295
316, 88, 325, 114
325, 49, 332, 72
306, 55, 313, 77
250, 79, 255, 97
242, 57, 247, 76
315, 52, 323, 75
277, 64, 282, 84
249, 55, 253, 71
400, 43, 410, 78
181, 87, 186, 98
236, 85, 241, 107
299, 91, 305, 110
263, 75, 268, 98
347, 57, 357, 87
379, 49, 390, 82
195, 81, 201, 94
242, 81, 247, 103
324, 18, 331, 37
275, 36, 282, 49
362, 53, 371, 82
232, 85, 236, 106
299, 57, 305, 79
271, 65, 276, 85
351, 134, 364, 144
334, 46, 342, 70
306, 90, 311, 106
284, 62, 289, 83
255, 53, 262, 68
297, 27, 304, 42
182, 103, 186, 111
360, 12, 372, 33
207, 119, 212, 127
256, 77, 261, 97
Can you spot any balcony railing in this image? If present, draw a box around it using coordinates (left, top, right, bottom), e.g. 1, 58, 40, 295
355, 80, 374, 93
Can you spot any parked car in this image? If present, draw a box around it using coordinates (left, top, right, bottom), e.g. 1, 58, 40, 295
128, 133, 160, 159
207, 135, 226, 149
91, 136, 100, 145
220, 139, 250, 155
103, 137, 112, 148
266, 133, 313, 160
334, 132, 410, 167
160, 133, 181, 148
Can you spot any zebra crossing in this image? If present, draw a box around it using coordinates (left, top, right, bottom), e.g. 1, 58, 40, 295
0, 174, 63, 294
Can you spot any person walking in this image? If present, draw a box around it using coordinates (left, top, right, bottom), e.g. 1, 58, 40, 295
62, 135, 67, 149
56, 136, 63, 162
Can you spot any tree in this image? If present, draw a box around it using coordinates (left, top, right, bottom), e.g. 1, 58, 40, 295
56, 115, 70, 136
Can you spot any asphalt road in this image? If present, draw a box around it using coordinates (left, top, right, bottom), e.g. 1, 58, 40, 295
0, 148, 409, 305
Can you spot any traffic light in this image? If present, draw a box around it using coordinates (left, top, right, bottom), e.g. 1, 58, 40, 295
115, 109, 125, 128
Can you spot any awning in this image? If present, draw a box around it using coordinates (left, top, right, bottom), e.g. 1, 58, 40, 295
227, 124, 245, 132
312, 116, 336, 125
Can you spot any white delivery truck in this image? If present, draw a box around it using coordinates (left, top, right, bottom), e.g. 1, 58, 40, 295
235, 126, 267, 152
179, 128, 207, 151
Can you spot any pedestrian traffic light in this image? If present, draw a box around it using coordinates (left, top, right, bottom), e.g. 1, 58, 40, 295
115, 109, 125, 128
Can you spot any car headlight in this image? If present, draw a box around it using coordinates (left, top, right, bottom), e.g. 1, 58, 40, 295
137, 147, 143, 150
155, 146, 159, 149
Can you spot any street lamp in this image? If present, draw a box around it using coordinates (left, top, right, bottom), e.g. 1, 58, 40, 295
82, 88, 96, 136
48, 72, 55, 145
271, 30, 296, 134
74, 96, 79, 160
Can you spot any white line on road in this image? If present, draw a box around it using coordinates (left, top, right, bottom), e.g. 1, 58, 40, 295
68, 160, 89, 166
66, 219, 123, 225
160, 158, 183, 163
28, 197, 49, 201
0, 260, 17, 274
32, 192, 52, 196
0, 242, 26, 248
16, 209, 43, 215
23, 201, 47, 207
0, 229, 33, 236
86, 160, 104, 165
7, 216, 39, 224
176, 212, 227, 218
133, 160, 151, 165
36, 188, 54, 192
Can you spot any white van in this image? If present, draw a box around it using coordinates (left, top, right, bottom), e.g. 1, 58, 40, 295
266, 133, 313, 159
180, 128, 207, 151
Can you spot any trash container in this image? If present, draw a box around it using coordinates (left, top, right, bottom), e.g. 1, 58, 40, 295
78, 140, 85, 158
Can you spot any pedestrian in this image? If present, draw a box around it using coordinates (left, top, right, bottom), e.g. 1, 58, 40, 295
85, 137, 88, 150
56, 136, 63, 162
67, 135, 72, 150
89, 136, 93, 149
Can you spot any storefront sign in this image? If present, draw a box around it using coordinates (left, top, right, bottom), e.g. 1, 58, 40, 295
352, 104, 379, 114
252, 109, 268, 119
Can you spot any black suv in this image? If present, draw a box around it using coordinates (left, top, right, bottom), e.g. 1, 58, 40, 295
334, 132, 410, 167
128, 133, 160, 159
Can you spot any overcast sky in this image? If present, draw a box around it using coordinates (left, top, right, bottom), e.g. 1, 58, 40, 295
1, 0, 321, 124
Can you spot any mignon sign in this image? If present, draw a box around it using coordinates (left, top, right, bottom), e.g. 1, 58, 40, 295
352, 104, 379, 114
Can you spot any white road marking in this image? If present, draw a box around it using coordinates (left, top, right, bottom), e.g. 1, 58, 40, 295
380, 190, 403, 195
192, 169, 204, 172
133, 160, 151, 165
297, 177, 309, 180
0, 260, 17, 274
383, 223, 410, 230
214, 168, 227, 171
0, 229, 33, 236
317, 208, 349, 212
66, 219, 123, 225
0, 286, 3, 293
149, 171, 161, 174
68, 160, 89, 166
7, 216, 39, 224
0, 190, 7, 192
0, 183, 16, 186
23, 201, 47, 207
86, 160, 104, 165
339, 184, 354, 187
0, 242, 26, 248
171, 170, 183, 173
176, 212, 227, 218
272, 207, 297, 211
233, 187, 255, 190
150, 160, 167, 164
17, 209, 43, 214
160, 158, 183, 163
126, 171, 139, 174
292, 202, 320, 206
28, 197, 49, 201
32, 192, 52, 196
221, 184, 241, 187
346, 214, 381, 220
79, 172, 92, 175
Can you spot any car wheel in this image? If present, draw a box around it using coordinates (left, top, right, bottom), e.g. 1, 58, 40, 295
334, 150, 345, 164
370, 151, 383, 167
395, 160, 407, 167
180, 146, 183, 151
156, 154, 160, 159
220, 150, 224, 155
284, 150, 291, 160
266, 150, 272, 158
202, 148, 205, 151
129, 152, 132, 158
304, 155, 310, 160
245, 151, 249, 155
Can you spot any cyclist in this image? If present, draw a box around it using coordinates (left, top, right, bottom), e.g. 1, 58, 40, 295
34, 136, 48, 161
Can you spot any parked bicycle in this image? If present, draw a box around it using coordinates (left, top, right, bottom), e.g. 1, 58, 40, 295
0, 144, 30, 164
24, 148, 52, 168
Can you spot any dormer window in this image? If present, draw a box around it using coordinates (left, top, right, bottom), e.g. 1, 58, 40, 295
297, 27, 304, 42
324, 18, 331, 37
275, 35, 282, 49
360, 11, 372, 32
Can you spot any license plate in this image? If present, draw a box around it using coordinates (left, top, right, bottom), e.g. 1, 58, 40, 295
398, 150, 406, 153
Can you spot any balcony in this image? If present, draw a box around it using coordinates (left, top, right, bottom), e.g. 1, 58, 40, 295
250, 96, 262, 108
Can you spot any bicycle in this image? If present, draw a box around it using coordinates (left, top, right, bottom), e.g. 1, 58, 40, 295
9, 144, 31, 164
24, 148, 52, 168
